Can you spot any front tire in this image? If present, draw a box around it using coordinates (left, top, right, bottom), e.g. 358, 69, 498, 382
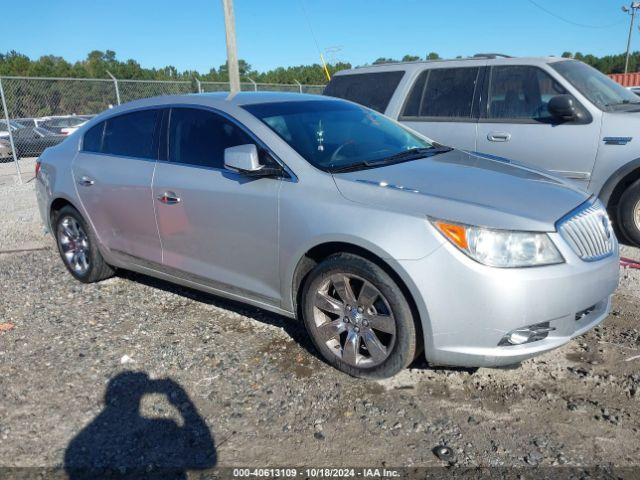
301, 253, 417, 379
53, 205, 114, 283
617, 179, 640, 246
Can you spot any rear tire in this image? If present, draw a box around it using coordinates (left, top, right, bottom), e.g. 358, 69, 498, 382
617, 179, 640, 247
53, 205, 114, 283
301, 253, 417, 379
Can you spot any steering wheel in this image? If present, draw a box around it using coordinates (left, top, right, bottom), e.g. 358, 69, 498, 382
329, 141, 392, 164
329, 142, 353, 163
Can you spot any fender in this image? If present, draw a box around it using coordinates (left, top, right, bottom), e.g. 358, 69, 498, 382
597, 156, 640, 207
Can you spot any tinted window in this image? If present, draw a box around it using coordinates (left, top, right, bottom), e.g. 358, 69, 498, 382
402, 68, 479, 119
487, 66, 567, 120
102, 109, 159, 158
83, 122, 104, 152
323, 71, 404, 113
168, 108, 253, 168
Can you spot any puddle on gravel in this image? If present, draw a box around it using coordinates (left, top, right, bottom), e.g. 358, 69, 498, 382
257, 337, 315, 379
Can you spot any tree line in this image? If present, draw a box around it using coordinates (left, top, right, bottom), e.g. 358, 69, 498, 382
2, 49, 639, 86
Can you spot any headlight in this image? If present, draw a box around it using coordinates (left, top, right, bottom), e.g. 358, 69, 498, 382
432, 219, 564, 268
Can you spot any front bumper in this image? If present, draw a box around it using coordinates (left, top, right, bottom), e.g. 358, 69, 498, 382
399, 230, 620, 368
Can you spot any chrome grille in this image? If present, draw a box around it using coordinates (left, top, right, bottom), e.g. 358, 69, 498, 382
558, 201, 615, 262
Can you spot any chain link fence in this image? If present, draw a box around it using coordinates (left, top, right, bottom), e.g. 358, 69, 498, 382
0, 75, 325, 181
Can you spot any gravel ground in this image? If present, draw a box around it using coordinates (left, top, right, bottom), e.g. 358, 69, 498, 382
0, 161, 639, 476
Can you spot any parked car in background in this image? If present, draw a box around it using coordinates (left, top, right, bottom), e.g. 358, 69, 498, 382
35, 92, 618, 378
627, 86, 640, 97
1, 126, 65, 158
0, 119, 25, 138
14, 118, 39, 128
40, 116, 88, 135
324, 55, 640, 246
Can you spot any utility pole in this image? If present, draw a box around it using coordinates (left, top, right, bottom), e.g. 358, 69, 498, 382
622, 2, 640, 73
221, 0, 241, 93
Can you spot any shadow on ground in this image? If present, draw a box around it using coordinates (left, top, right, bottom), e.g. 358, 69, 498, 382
64, 371, 216, 480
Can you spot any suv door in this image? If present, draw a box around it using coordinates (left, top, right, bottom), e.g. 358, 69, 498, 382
152, 107, 281, 305
73, 108, 163, 264
475, 65, 601, 188
398, 66, 483, 151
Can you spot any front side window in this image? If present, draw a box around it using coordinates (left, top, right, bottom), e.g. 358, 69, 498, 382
323, 71, 404, 113
551, 60, 640, 111
243, 100, 432, 172
402, 67, 479, 119
102, 109, 159, 159
168, 108, 253, 169
486, 66, 567, 120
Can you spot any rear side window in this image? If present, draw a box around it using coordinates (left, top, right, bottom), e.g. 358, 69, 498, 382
401, 67, 480, 119
82, 122, 105, 152
168, 108, 254, 169
323, 71, 404, 113
102, 109, 159, 159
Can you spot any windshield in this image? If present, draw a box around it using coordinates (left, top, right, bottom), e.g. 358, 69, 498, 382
551, 60, 640, 111
242, 100, 432, 172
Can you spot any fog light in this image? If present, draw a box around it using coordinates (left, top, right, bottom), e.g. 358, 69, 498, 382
499, 322, 555, 346
507, 329, 532, 345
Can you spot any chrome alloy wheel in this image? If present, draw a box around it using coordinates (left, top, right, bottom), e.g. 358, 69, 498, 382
57, 216, 91, 276
634, 198, 640, 232
310, 273, 396, 368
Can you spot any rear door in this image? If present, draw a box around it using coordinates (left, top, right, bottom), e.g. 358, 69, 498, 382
475, 65, 600, 188
152, 107, 281, 305
398, 66, 483, 151
73, 108, 163, 264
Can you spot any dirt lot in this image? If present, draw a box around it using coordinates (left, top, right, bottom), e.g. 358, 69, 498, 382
0, 161, 639, 476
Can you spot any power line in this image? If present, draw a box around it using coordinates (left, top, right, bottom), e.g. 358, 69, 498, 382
527, 0, 624, 29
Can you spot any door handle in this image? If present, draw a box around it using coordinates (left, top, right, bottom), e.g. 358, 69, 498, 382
157, 191, 181, 205
78, 175, 95, 186
487, 132, 511, 142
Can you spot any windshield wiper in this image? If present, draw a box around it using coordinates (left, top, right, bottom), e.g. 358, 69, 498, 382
330, 146, 452, 173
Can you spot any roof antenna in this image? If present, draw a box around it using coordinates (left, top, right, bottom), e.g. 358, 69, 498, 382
300, 0, 331, 81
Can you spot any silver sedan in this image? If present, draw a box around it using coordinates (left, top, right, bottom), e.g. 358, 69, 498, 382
35, 92, 619, 378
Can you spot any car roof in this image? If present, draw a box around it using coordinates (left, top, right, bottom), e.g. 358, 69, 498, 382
332, 56, 570, 76
93, 91, 332, 119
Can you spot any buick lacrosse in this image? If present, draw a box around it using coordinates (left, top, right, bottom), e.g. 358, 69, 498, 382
35, 92, 619, 378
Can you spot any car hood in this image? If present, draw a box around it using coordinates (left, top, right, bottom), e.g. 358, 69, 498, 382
331, 149, 590, 232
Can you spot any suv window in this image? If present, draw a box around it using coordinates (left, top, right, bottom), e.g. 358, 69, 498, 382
102, 109, 160, 158
83, 122, 105, 152
168, 108, 253, 169
401, 67, 480, 119
486, 66, 567, 121
323, 71, 404, 113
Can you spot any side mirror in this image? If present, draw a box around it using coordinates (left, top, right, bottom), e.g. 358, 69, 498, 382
548, 94, 578, 121
224, 144, 262, 173
224, 143, 284, 177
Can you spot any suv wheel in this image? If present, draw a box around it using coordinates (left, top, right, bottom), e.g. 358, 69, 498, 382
617, 178, 640, 246
54, 205, 114, 283
301, 253, 417, 379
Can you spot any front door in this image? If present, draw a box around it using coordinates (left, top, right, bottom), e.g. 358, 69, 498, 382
72, 108, 163, 264
475, 65, 601, 189
152, 107, 281, 305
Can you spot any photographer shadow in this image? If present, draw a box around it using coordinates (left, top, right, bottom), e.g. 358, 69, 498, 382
64, 371, 216, 480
